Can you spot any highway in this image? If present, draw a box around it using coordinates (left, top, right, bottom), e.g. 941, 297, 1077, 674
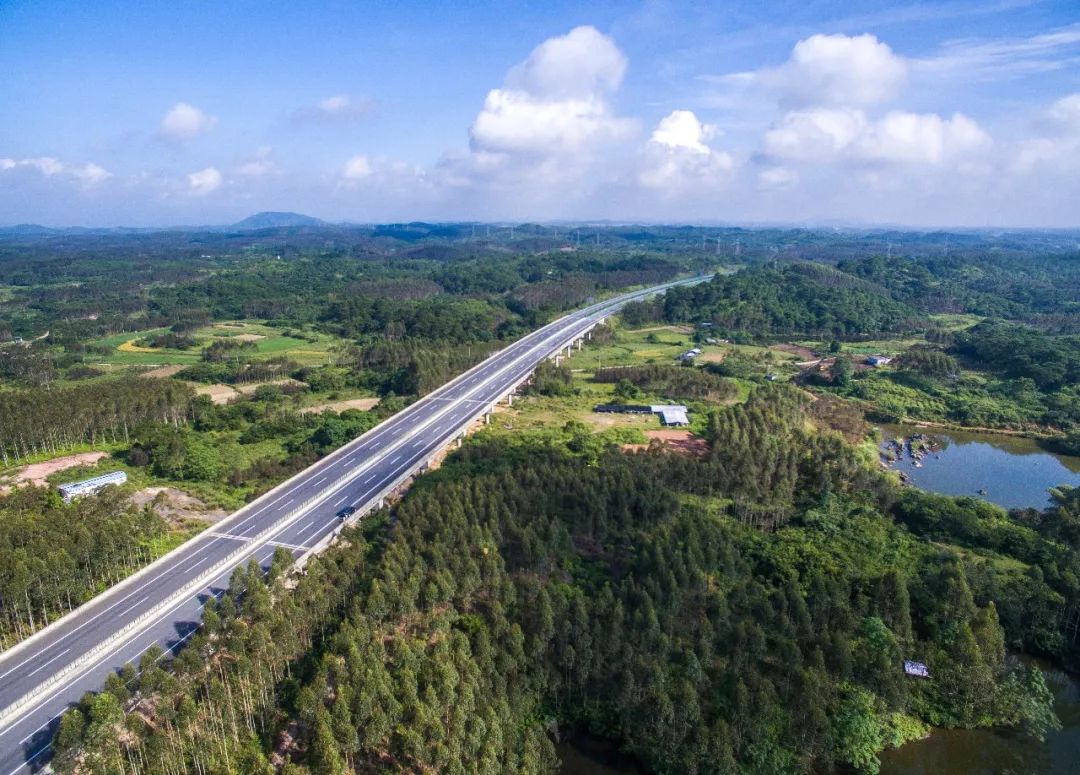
0, 277, 703, 774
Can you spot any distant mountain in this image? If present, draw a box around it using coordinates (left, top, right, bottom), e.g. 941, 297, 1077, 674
229, 212, 326, 230
0, 224, 60, 236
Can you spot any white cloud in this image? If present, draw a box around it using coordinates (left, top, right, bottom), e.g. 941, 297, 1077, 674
291, 94, 375, 123
469, 26, 637, 160
0, 156, 111, 185
342, 154, 374, 181
71, 163, 112, 185
471, 91, 635, 155
758, 167, 799, 189
1048, 93, 1080, 132
1012, 93, 1080, 173
505, 25, 627, 100
236, 146, 278, 177
319, 95, 351, 113
160, 103, 217, 141
760, 33, 909, 108
763, 107, 990, 166
186, 167, 223, 195
640, 110, 733, 190
649, 110, 718, 154
914, 22, 1080, 82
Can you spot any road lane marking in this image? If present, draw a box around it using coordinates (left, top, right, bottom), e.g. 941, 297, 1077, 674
209, 532, 249, 542
184, 556, 209, 573
363, 474, 376, 484
24, 649, 70, 680
116, 596, 150, 620
333, 495, 347, 507
390, 454, 402, 463
267, 540, 309, 551
313, 475, 327, 485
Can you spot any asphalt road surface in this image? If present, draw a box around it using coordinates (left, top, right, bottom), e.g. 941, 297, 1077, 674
0, 277, 704, 774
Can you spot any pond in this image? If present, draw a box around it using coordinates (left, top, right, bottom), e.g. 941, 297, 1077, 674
880, 662, 1080, 774
880, 425, 1080, 510
556, 663, 1080, 775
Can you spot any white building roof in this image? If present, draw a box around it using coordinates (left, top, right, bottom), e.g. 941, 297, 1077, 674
651, 404, 689, 426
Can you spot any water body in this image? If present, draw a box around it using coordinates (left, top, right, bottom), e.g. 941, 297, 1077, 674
557, 665, 1080, 775
880, 663, 1080, 775
881, 425, 1080, 510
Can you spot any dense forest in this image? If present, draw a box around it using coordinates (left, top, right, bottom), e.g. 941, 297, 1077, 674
622, 264, 922, 338
0, 487, 181, 650
48, 386, 1075, 774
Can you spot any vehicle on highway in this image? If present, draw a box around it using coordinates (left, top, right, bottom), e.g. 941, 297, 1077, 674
336, 505, 357, 521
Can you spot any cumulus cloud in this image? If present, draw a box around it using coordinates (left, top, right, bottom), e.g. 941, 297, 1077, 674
1013, 93, 1080, 173
160, 103, 217, 141
236, 146, 278, 177
759, 33, 908, 108
650, 110, 718, 154
640, 110, 733, 190
0, 156, 111, 185
341, 154, 374, 181
186, 167, 223, 195
746, 31, 992, 183
469, 26, 637, 159
762, 108, 989, 166
291, 94, 375, 123
1048, 93, 1080, 131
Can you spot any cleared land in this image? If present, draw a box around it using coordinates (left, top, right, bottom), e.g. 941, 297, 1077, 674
0, 451, 109, 494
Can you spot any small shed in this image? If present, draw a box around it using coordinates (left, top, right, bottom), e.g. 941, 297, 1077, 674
652, 405, 690, 426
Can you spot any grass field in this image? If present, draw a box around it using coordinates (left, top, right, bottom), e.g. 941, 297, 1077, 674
86, 321, 342, 368
492, 323, 748, 437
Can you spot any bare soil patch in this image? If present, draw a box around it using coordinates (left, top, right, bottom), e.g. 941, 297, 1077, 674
698, 351, 729, 363
624, 430, 708, 458
192, 383, 239, 404
233, 378, 304, 395
771, 343, 818, 360
130, 486, 227, 524
631, 325, 694, 335
141, 364, 185, 379
1, 451, 110, 493
301, 397, 380, 414
227, 333, 265, 342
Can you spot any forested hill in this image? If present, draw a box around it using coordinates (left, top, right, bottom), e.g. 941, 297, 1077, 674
51, 386, 1073, 775
624, 263, 921, 338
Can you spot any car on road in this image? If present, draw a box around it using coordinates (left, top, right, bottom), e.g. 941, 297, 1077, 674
336, 505, 357, 521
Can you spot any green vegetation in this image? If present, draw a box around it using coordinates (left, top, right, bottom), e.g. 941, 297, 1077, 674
0, 486, 204, 650
625, 263, 921, 338
2, 225, 1078, 772
51, 387, 1073, 775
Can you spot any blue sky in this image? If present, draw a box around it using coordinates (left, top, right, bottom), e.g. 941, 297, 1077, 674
2, 0, 1078, 226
